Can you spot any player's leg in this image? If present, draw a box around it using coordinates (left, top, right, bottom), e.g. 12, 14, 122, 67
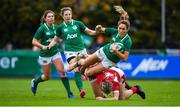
67, 53, 87, 71
122, 85, 146, 100
53, 53, 75, 98
79, 52, 100, 69
120, 87, 133, 100
31, 57, 51, 95
68, 57, 86, 98
125, 81, 132, 89
134, 85, 146, 99
85, 62, 106, 77
74, 70, 86, 98
65, 50, 86, 98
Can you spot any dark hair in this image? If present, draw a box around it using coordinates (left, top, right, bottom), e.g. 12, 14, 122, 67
40, 10, 55, 24
60, 7, 72, 16
101, 81, 113, 95
118, 20, 130, 31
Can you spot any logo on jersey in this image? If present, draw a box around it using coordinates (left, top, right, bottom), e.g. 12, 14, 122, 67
66, 33, 78, 39
64, 28, 68, 32
46, 32, 50, 36
105, 72, 114, 79
72, 25, 77, 30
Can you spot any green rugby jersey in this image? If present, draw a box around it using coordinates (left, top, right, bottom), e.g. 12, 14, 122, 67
56, 20, 87, 52
33, 23, 59, 57
103, 28, 132, 63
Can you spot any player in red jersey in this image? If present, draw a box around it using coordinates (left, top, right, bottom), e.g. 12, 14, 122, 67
88, 67, 145, 100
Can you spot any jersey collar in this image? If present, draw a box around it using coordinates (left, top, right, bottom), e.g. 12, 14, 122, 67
63, 20, 74, 27
44, 23, 55, 31
116, 33, 128, 42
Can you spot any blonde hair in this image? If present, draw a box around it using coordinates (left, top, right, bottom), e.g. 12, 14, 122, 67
60, 7, 72, 16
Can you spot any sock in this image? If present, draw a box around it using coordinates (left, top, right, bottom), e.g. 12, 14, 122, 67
34, 75, 45, 86
61, 77, 72, 94
125, 82, 132, 89
75, 72, 83, 91
131, 86, 137, 94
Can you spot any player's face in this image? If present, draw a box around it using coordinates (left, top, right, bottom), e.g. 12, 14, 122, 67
45, 13, 55, 24
62, 10, 72, 23
118, 24, 128, 36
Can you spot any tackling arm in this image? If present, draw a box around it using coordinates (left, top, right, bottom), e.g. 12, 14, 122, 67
95, 25, 105, 33
96, 91, 119, 100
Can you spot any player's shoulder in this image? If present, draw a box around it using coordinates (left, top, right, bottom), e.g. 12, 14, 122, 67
36, 23, 46, 31
126, 33, 132, 39
73, 19, 84, 24
73, 19, 81, 22
125, 33, 132, 44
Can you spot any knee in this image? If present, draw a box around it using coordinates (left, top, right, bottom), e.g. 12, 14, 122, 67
80, 59, 88, 68
42, 74, 50, 80
85, 69, 93, 77
79, 59, 84, 66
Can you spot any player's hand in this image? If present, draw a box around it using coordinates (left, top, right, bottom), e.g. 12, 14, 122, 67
95, 25, 103, 32
48, 45, 52, 49
42, 46, 49, 50
114, 5, 125, 14
96, 96, 104, 100
110, 43, 117, 52
114, 5, 129, 20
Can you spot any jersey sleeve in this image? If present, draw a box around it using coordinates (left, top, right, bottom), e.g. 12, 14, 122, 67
113, 82, 120, 91
77, 21, 87, 31
124, 36, 132, 52
33, 26, 43, 39
105, 28, 118, 36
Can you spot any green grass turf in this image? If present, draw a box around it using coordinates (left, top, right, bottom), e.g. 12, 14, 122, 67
0, 78, 180, 106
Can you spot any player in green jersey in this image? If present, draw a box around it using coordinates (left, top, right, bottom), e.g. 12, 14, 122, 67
69, 19, 132, 77
48, 7, 97, 98
31, 10, 75, 98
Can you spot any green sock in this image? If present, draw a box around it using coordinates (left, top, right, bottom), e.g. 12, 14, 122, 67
75, 72, 83, 91
61, 77, 72, 94
34, 75, 45, 86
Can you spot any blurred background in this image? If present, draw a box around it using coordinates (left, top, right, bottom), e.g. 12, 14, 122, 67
0, 0, 180, 79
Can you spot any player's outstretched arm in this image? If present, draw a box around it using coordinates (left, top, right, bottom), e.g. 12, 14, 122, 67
114, 5, 129, 20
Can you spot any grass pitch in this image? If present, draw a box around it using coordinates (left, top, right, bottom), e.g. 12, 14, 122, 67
0, 78, 180, 106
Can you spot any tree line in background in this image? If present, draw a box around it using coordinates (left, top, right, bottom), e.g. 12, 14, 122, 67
0, 0, 179, 49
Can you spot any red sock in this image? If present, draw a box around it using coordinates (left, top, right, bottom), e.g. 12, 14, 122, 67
131, 86, 137, 94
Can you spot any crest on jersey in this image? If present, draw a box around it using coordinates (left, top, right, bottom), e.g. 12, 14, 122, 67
72, 25, 77, 30
105, 73, 114, 78
64, 28, 68, 32
46, 32, 50, 36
